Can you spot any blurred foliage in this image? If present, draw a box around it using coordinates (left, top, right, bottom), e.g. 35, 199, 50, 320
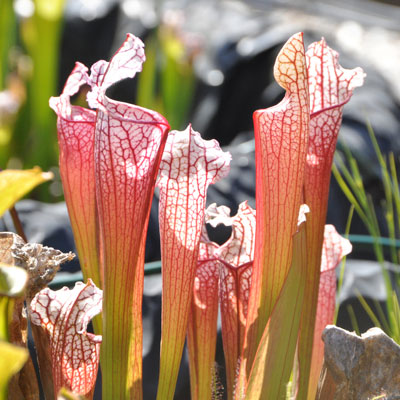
0, 1, 196, 202
0, 0, 65, 202
0, 264, 28, 400
57, 387, 87, 400
0, 167, 53, 217
137, 25, 197, 131
0, 339, 28, 400
20, 0, 65, 169
0, 164, 52, 398
334, 123, 400, 343
0, 264, 27, 299
0, 0, 16, 90
0, 0, 18, 168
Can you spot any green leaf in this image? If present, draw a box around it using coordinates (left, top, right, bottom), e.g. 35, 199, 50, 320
0, 264, 28, 297
0, 340, 28, 400
160, 29, 195, 130
19, 0, 65, 170
0, 167, 53, 217
245, 213, 307, 399
0, 0, 15, 89
57, 387, 87, 400
136, 34, 159, 112
0, 264, 27, 343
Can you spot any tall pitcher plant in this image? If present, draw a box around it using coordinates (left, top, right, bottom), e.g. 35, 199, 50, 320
27, 32, 364, 399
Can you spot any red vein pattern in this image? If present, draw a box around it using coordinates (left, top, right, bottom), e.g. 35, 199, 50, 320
308, 225, 352, 396
305, 37, 365, 246
187, 221, 220, 400
215, 201, 255, 400
305, 37, 365, 256
53, 34, 170, 399
89, 35, 170, 399
30, 280, 102, 398
156, 125, 231, 400
50, 63, 100, 291
243, 32, 310, 375
298, 38, 364, 399
86, 34, 147, 110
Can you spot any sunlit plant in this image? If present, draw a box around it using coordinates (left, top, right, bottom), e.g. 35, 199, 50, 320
3, 31, 365, 399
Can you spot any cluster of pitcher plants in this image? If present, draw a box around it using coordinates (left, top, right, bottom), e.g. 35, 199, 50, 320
1, 31, 365, 399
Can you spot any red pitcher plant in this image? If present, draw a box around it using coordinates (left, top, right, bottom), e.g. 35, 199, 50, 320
6, 31, 365, 399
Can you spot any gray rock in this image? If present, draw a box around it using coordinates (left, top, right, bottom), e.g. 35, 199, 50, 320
320, 325, 400, 400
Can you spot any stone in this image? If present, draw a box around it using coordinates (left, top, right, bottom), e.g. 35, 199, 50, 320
319, 325, 400, 400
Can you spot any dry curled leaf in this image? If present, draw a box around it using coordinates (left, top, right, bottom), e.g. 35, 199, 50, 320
0, 232, 74, 399
0, 232, 75, 299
